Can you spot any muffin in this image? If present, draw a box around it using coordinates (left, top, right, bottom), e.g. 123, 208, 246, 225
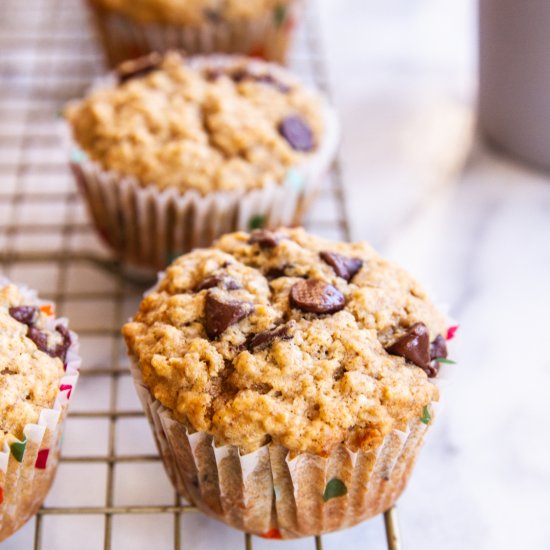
0, 280, 80, 541
88, 0, 301, 66
122, 228, 455, 538
65, 51, 339, 271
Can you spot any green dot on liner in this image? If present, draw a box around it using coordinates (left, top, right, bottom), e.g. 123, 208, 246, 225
10, 437, 27, 463
420, 405, 431, 425
273, 4, 287, 27
249, 214, 266, 230
323, 478, 347, 501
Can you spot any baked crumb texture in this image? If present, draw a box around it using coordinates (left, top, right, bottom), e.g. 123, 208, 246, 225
67, 51, 324, 195
124, 228, 451, 456
91, 0, 295, 26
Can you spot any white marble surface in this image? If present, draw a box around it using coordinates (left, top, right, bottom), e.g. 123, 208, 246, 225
3, 0, 550, 549
319, 1, 550, 549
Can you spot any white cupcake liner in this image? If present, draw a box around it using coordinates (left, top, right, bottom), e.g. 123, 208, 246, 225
66, 55, 340, 273
0, 278, 80, 541
88, 1, 301, 66
130, 360, 433, 539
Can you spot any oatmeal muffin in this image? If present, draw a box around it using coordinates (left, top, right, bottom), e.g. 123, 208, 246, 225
66, 52, 338, 270
88, 0, 301, 66
123, 228, 455, 538
0, 281, 79, 541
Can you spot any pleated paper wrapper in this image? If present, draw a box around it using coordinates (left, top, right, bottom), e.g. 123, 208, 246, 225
88, 0, 302, 67
130, 361, 434, 539
66, 55, 340, 273
0, 280, 80, 542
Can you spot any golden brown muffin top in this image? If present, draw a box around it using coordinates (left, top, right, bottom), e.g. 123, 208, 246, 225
123, 228, 451, 456
0, 285, 69, 448
66, 52, 326, 195
91, 0, 294, 25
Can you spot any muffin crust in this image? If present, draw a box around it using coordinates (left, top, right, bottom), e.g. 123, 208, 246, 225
123, 228, 449, 455
66, 52, 324, 195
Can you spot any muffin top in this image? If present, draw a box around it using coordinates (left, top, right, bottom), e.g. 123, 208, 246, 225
91, 0, 294, 25
123, 228, 450, 456
66, 52, 326, 195
0, 284, 69, 448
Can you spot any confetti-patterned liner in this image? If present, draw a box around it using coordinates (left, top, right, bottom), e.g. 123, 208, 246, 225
65, 55, 340, 272
88, 1, 302, 67
0, 278, 80, 542
130, 360, 437, 538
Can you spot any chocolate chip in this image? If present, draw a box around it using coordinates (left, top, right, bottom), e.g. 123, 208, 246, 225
204, 292, 254, 339
117, 53, 163, 84
254, 74, 291, 93
247, 321, 295, 351
27, 326, 50, 355
278, 115, 315, 152
248, 229, 282, 249
320, 251, 363, 283
386, 323, 433, 375
430, 335, 448, 360
289, 279, 345, 314
203, 8, 223, 23
196, 275, 241, 291
27, 324, 72, 362
54, 324, 72, 363
9, 306, 38, 325
265, 266, 287, 280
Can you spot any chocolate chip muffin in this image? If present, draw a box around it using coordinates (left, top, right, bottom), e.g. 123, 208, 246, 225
88, 0, 301, 66
0, 281, 80, 541
66, 52, 339, 269
124, 228, 454, 538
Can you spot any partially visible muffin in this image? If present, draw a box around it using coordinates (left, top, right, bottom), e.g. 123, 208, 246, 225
0, 281, 79, 542
66, 53, 339, 269
88, 0, 300, 66
0, 285, 68, 449
123, 228, 453, 537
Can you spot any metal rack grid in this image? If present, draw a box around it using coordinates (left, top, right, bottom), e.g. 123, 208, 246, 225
0, 1, 401, 548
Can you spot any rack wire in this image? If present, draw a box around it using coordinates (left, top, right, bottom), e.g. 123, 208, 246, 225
0, 0, 401, 548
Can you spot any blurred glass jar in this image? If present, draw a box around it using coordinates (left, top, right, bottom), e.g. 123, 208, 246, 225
479, 0, 550, 171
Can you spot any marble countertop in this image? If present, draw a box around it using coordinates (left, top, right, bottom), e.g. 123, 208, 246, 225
320, 1, 550, 549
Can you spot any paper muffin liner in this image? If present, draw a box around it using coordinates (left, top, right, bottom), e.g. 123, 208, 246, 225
0, 279, 80, 542
66, 55, 339, 274
130, 360, 434, 539
88, 1, 301, 67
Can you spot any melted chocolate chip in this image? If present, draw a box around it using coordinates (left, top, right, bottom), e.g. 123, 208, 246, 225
320, 251, 363, 283
27, 326, 49, 355
196, 275, 241, 291
203, 8, 223, 22
204, 292, 254, 339
386, 323, 432, 374
227, 69, 290, 92
278, 115, 315, 152
247, 322, 295, 351
54, 324, 72, 363
430, 335, 448, 360
289, 279, 345, 314
117, 53, 163, 84
27, 324, 72, 362
265, 266, 287, 280
9, 306, 38, 325
248, 229, 282, 249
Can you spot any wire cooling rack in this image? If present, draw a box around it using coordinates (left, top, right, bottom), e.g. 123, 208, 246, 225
0, 0, 401, 548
